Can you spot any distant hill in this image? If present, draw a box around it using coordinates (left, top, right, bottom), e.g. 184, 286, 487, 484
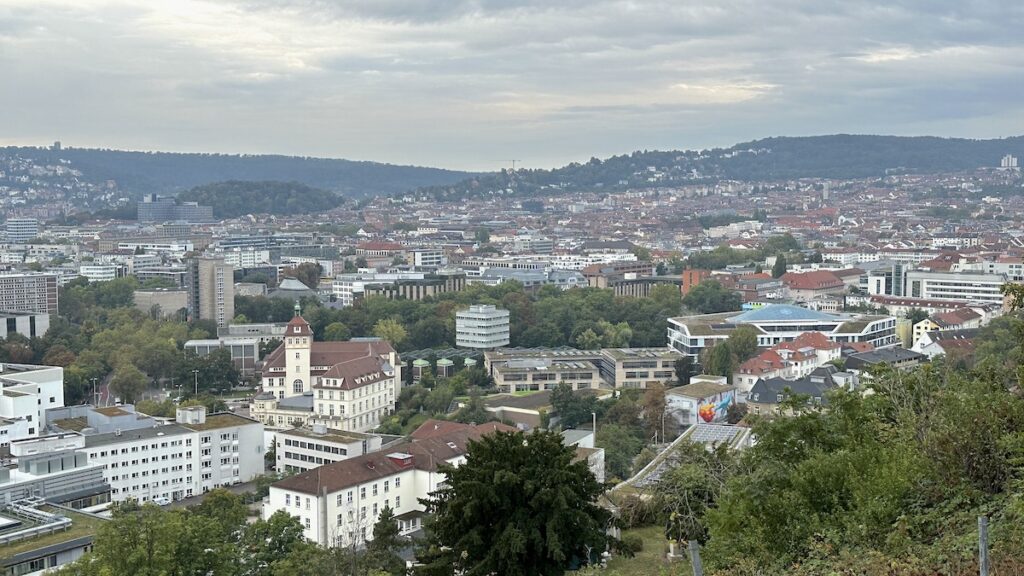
0, 146, 476, 198
413, 134, 1024, 200
177, 181, 343, 218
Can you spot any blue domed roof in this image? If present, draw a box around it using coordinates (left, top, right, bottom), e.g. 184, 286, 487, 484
728, 304, 839, 323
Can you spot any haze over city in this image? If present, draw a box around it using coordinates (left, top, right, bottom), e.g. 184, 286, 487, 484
3, 0, 1023, 169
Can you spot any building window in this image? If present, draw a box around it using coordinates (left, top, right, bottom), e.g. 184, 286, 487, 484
293, 379, 303, 393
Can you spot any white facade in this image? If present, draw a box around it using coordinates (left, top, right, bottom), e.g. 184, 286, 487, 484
220, 248, 272, 268
0, 364, 64, 447
410, 249, 444, 268
275, 426, 384, 474
332, 272, 426, 307
668, 305, 897, 359
456, 305, 510, 349
5, 218, 39, 243
78, 264, 122, 282
903, 270, 1006, 305
116, 240, 194, 254
0, 311, 50, 339
81, 407, 264, 504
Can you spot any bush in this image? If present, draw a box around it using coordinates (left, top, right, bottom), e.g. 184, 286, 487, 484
613, 534, 645, 557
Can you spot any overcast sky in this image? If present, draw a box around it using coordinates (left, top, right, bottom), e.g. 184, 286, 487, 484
1, 0, 1022, 171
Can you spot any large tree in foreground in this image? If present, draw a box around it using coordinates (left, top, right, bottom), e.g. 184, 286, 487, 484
418, 430, 611, 576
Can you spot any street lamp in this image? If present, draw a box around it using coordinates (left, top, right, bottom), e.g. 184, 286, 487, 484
90, 377, 98, 406
192, 369, 199, 396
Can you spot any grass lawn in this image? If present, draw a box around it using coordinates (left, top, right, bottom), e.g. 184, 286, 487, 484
605, 526, 669, 575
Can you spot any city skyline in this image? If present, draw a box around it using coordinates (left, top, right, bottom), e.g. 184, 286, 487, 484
2, 0, 1022, 171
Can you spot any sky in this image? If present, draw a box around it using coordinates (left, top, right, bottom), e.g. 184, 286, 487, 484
1, 0, 1022, 171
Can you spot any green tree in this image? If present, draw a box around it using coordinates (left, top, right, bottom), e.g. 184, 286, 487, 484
373, 317, 407, 348
366, 506, 407, 575
419, 430, 611, 576
726, 325, 759, 362
704, 342, 735, 378
110, 362, 147, 403
323, 321, 352, 341
597, 423, 646, 481
674, 356, 694, 386
771, 253, 788, 278
905, 307, 929, 324
550, 382, 598, 429
682, 280, 742, 314
574, 328, 603, 350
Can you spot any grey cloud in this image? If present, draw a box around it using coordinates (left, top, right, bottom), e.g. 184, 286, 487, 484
0, 0, 1022, 170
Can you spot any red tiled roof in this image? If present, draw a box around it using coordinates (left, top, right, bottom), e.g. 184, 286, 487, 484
781, 270, 843, 290
285, 315, 313, 337
274, 423, 516, 495
263, 340, 396, 374
318, 355, 392, 390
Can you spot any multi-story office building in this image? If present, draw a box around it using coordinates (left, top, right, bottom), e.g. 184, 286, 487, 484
902, 270, 1007, 305
599, 347, 683, 389
332, 271, 432, 307
0, 363, 65, 446
0, 272, 59, 314
45, 405, 264, 504
252, 312, 401, 433
456, 305, 510, 349
188, 257, 234, 326
137, 194, 214, 223
361, 272, 467, 303
274, 425, 383, 474
78, 264, 124, 282
667, 304, 897, 359
5, 218, 39, 243
491, 359, 601, 392
409, 248, 444, 268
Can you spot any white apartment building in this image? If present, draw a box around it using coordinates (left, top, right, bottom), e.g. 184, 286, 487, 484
49, 406, 265, 504
902, 270, 1007, 305
265, 421, 515, 548
0, 364, 64, 447
456, 305, 510, 349
274, 425, 383, 474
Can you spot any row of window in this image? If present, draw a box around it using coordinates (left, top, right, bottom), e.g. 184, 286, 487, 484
283, 438, 349, 454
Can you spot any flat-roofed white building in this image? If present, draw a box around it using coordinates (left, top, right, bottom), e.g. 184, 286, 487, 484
456, 305, 510, 349
0, 363, 64, 447
44, 405, 264, 504
274, 425, 383, 474
902, 270, 1007, 305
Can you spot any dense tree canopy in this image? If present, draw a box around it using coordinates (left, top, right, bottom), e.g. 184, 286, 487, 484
419, 430, 611, 575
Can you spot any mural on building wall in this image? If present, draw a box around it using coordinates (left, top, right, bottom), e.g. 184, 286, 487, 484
698, 390, 735, 422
